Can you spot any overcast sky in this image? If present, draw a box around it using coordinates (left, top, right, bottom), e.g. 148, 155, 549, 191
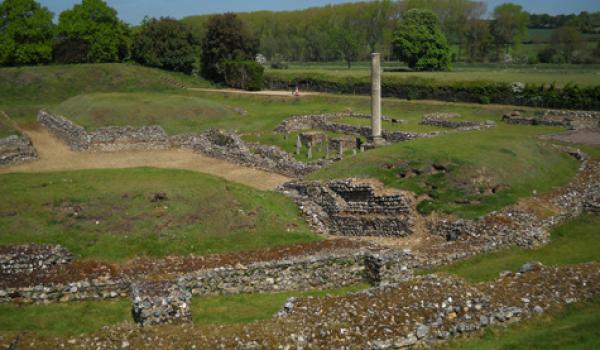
38, 0, 600, 25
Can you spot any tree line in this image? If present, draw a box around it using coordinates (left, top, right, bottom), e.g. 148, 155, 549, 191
2, 0, 600, 71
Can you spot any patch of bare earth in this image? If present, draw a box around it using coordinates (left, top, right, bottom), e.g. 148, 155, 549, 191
0, 124, 290, 191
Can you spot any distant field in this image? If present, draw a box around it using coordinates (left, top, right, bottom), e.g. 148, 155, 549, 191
0, 168, 319, 261
268, 63, 600, 87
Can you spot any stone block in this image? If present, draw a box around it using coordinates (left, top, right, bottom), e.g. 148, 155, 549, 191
299, 131, 326, 147
131, 280, 192, 327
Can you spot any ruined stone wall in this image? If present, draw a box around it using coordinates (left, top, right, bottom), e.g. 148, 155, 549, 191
421, 113, 496, 130
0, 248, 418, 304
39, 110, 169, 151
0, 244, 72, 275
281, 179, 415, 237
503, 109, 600, 129
131, 281, 192, 326
0, 134, 38, 166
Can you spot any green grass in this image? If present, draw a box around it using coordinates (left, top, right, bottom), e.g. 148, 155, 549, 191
0, 168, 320, 262
0, 63, 211, 124
309, 123, 579, 218
269, 63, 600, 87
0, 284, 368, 336
0, 112, 20, 138
430, 214, 600, 282
51, 92, 239, 134
192, 283, 368, 325
441, 298, 600, 350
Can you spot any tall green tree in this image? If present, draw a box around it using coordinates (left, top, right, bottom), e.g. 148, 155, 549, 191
54, 0, 130, 63
549, 26, 588, 63
464, 19, 492, 62
200, 13, 259, 82
132, 17, 199, 74
490, 3, 529, 53
392, 9, 451, 71
0, 0, 53, 66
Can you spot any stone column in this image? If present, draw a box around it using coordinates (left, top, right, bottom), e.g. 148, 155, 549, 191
370, 53, 383, 145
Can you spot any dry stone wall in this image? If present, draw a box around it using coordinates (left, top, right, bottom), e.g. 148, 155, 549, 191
0, 244, 71, 275
0, 134, 37, 166
421, 113, 496, 130
131, 281, 192, 327
280, 179, 416, 237
503, 109, 600, 129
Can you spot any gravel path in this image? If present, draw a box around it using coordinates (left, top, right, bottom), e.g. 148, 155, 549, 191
0, 125, 290, 191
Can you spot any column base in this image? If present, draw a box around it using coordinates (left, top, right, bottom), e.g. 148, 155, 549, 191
364, 136, 387, 149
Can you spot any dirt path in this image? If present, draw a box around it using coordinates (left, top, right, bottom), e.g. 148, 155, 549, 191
187, 87, 321, 97
0, 125, 290, 191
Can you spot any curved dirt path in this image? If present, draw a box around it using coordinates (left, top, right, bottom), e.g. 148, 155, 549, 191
0, 125, 290, 191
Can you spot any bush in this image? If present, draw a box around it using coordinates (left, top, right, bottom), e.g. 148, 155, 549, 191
270, 54, 288, 69
221, 60, 264, 91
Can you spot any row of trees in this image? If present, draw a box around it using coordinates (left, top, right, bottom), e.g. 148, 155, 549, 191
529, 12, 600, 33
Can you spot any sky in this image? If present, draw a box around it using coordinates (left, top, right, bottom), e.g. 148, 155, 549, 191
39, 0, 600, 25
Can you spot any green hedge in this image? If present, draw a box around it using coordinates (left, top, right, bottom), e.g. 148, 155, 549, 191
264, 72, 600, 110
221, 60, 264, 91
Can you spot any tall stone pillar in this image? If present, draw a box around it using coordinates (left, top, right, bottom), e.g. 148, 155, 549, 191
370, 53, 384, 145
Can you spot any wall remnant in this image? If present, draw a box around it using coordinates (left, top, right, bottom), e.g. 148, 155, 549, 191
131, 280, 192, 327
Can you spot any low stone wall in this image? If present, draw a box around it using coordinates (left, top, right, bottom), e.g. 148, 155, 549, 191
280, 179, 415, 237
503, 109, 600, 130
0, 244, 72, 275
0, 134, 38, 166
421, 113, 496, 130
0, 248, 418, 304
274, 112, 437, 144
38, 110, 169, 151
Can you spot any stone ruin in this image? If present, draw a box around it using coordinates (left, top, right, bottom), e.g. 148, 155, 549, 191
502, 109, 600, 130
0, 244, 72, 275
280, 179, 415, 237
420, 113, 496, 130
131, 280, 192, 327
0, 134, 38, 166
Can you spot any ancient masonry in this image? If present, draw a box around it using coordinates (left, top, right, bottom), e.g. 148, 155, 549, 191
38, 110, 324, 177
0, 244, 72, 275
131, 280, 192, 326
421, 113, 496, 130
280, 179, 416, 237
274, 112, 440, 143
502, 109, 600, 129
0, 134, 38, 166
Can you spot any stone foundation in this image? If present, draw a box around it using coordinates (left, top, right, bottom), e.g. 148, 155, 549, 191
503, 109, 600, 130
0, 244, 72, 275
421, 113, 496, 130
280, 179, 415, 237
0, 134, 38, 166
131, 280, 192, 327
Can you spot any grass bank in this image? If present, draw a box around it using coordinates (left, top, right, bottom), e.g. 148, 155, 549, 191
430, 214, 600, 282
0, 168, 319, 262
0, 284, 368, 336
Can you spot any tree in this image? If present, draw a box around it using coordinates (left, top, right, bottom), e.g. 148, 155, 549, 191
392, 9, 451, 71
490, 3, 529, 53
464, 19, 492, 62
200, 13, 259, 82
550, 26, 587, 63
362, 0, 394, 53
54, 0, 130, 63
0, 0, 53, 66
132, 17, 199, 74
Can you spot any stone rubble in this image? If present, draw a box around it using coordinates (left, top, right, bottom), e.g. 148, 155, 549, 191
0, 134, 38, 166
0, 244, 71, 275
503, 109, 600, 130
130, 280, 192, 327
421, 113, 496, 130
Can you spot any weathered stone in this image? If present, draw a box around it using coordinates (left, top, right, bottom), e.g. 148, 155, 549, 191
0, 134, 38, 166
131, 280, 192, 327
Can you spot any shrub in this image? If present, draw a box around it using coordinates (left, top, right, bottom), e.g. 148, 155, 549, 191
221, 60, 264, 91
270, 54, 288, 69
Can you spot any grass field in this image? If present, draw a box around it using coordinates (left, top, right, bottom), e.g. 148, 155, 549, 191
0, 112, 20, 138
0, 168, 319, 262
309, 123, 578, 218
269, 62, 600, 87
430, 214, 600, 282
0, 283, 368, 336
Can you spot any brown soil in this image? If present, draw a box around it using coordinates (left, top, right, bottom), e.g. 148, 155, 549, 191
0, 125, 290, 191
543, 129, 600, 145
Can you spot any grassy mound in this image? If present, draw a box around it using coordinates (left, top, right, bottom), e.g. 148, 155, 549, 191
309, 124, 579, 218
0, 168, 320, 262
0, 63, 210, 123
431, 214, 600, 282
52, 92, 239, 135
